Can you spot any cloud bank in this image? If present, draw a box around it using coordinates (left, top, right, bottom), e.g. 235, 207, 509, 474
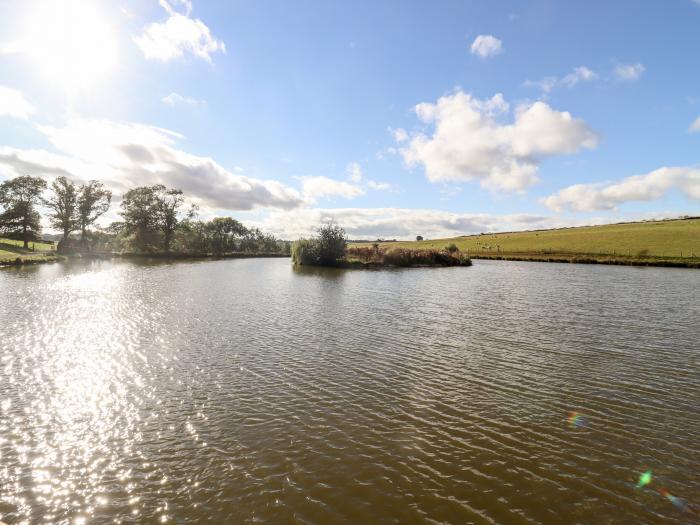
542, 166, 700, 212
0, 118, 304, 212
255, 207, 565, 240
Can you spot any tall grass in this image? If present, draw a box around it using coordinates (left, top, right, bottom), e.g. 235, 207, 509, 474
345, 246, 471, 267
291, 239, 319, 265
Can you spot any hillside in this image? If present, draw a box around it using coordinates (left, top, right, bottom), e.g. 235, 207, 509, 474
355, 218, 700, 266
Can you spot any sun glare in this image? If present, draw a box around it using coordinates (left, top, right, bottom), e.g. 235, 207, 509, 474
21, 0, 118, 94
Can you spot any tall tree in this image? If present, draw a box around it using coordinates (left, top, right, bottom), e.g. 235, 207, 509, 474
44, 176, 78, 242
120, 185, 162, 251
156, 187, 184, 252
208, 217, 248, 253
77, 181, 111, 248
0, 175, 47, 248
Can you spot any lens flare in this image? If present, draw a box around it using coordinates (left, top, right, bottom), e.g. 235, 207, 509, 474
566, 411, 587, 429
659, 488, 688, 511
637, 470, 652, 488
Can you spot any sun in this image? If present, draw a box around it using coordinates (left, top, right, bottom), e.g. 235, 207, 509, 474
21, 0, 118, 95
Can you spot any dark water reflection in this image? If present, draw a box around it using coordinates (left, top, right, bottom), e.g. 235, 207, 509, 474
0, 258, 698, 524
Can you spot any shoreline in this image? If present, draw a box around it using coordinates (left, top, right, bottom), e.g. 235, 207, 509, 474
467, 252, 700, 268
3, 251, 698, 269
0, 251, 290, 267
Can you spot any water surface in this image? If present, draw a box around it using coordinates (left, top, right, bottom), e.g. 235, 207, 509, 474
1, 258, 698, 523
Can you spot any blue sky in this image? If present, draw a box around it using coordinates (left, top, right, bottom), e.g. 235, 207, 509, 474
0, 0, 699, 239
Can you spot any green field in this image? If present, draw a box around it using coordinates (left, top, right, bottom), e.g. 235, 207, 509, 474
0, 238, 58, 265
355, 218, 700, 263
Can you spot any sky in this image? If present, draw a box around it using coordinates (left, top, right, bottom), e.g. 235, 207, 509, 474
0, 0, 699, 240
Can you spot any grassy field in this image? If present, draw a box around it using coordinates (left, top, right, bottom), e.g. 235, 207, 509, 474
0, 238, 59, 265
354, 218, 700, 267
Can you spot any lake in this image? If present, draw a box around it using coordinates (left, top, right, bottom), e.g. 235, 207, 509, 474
0, 258, 698, 524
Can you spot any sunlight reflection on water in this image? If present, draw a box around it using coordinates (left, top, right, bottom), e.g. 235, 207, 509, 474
0, 258, 698, 524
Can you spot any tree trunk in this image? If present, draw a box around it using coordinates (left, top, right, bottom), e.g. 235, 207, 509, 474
23, 222, 28, 249
80, 225, 88, 252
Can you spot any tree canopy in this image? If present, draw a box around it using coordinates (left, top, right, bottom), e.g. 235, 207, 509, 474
0, 175, 47, 248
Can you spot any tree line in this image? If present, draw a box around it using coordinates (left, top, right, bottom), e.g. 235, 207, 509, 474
0, 175, 288, 254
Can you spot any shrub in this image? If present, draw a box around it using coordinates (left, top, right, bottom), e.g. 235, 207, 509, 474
292, 223, 347, 266
316, 223, 347, 264
445, 242, 459, 253
416, 235, 423, 241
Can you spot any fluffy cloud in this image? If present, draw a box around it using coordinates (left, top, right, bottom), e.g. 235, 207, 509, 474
299, 176, 365, 201
689, 116, 700, 133
255, 207, 571, 240
0, 118, 303, 212
134, 0, 225, 62
162, 92, 206, 106
0, 86, 35, 119
399, 90, 598, 192
542, 166, 700, 212
470, 35, 503, 58
614, 62, 645, 81
525, 66, 597, 93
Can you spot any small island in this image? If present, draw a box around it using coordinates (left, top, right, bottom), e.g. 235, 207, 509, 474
291, 223, 472, 268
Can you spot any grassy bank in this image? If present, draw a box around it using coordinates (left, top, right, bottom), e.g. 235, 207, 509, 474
354, 218, 700, 268
0, 238, 61, 266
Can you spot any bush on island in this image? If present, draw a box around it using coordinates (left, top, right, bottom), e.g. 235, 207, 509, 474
291, 223, 347, 266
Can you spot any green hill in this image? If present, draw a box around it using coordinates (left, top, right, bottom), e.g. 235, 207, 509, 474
355, 218, 700, 267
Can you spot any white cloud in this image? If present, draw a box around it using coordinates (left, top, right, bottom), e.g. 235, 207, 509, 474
0, 86, 35, 119
0, 118, 303, 212
688, 116, 700, 133
525, 66, 597, 93
367, 180, 392, 191
299, 176, 365, 202
162, 92, 206, 106
399, 90, 598, 192
134, 0, 225, 62
561, 66, 597, 87
470, 35, 503, 58
255, 207, 570, 240
391, 128, 409, 143
346, 162, 363, 183
542, 166, 700, 212
614, 62, 645, 81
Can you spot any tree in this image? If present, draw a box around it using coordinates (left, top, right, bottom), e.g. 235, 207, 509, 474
120, 185, 162, 251
77, 181, 111, 248
316, 222, 347, 264
44, 176, 78, 242
416, 235, 423, 241
208, 217, 247, 253
156, 187, 184, 252
0, 175, 47, 248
